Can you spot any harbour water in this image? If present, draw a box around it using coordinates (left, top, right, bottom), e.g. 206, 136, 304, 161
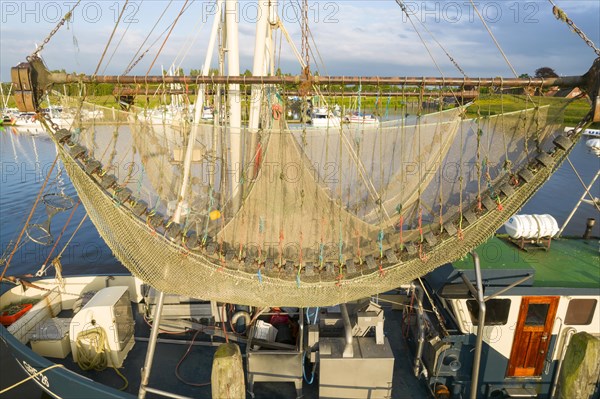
1, 128, 598, 398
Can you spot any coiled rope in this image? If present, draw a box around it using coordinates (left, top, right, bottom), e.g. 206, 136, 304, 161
75, 326, 129, 390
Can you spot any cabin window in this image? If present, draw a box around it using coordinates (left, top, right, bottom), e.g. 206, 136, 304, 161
525, 303, 550, 326
565, 299, 597, 325
466, 299, 511, 326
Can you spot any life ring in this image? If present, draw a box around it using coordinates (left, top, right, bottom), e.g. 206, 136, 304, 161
272, 104, 283, 120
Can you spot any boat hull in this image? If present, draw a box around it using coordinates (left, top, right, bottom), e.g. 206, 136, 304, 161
1, 324, 133, 398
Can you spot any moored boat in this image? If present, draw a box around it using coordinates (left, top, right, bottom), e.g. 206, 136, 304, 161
2, 0, 600, 397
310, 106, 341, 128
1, 274, 432, 399
404, 233, 600, 399
344, 112, 379, 125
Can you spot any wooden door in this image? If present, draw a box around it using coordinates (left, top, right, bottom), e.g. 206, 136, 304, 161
507, 296, 559, 377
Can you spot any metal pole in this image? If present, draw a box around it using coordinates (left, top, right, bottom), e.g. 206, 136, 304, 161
340, 303, 354, 358
413, 284, 426, 377
557, 170, 600, 237
460, 251, 485, 399
144, 386, 195, 399
484, 274, 533, 302
138, 290, 166, 399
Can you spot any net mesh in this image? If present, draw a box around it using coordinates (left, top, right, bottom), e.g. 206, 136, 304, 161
45, 90, 572, 306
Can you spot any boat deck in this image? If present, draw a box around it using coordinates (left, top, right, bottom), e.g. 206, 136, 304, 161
40, 302, 429, 399
451, 236, 599, 289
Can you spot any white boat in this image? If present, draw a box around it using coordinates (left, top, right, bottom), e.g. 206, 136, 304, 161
201, 106, 214, 120
582, 128, 600, 137
344, 112, 379, 125
564, 126, 600, 137
13, 115, 74, 134
310, 106, 340, 128
1, 114, 17, 126
11, 108, 74, 133
140, 105, 212, 125
585, 138, 600, 155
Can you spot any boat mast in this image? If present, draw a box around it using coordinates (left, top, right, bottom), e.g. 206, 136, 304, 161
172, 1, 223, 222
268, 1, 278, 76
248, 0, 271, 138
225, 0, 242, 200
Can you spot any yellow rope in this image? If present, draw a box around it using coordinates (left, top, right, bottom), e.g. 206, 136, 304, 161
75, 327, 129, 390
0, 364, 64, 395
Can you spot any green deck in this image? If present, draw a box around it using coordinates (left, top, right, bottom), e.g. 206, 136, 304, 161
452, 236, 600, 289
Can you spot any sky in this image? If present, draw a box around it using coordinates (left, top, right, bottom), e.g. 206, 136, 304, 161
0, 0, 599, 82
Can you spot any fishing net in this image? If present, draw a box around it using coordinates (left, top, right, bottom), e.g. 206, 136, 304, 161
46, 88, 574, 307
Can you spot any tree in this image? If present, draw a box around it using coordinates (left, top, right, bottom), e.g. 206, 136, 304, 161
534, 67, 558, 78
519, 73, 530, 79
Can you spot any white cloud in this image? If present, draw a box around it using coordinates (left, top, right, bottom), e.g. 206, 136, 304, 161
1, 0, 598, 81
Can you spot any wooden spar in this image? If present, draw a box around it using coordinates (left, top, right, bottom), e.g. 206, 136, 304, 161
50, 74, 584, 87
110, 89, 481, 98
11, 57, 598, 114
284, 91, 481, 98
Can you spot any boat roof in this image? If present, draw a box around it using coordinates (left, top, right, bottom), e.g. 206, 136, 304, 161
426, 236, 599, 297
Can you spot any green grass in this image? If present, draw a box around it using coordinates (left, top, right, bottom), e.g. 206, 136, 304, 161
465, 94, 595, 127
3, 92, 598, 128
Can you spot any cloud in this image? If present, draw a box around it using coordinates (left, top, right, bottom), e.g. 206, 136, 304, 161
1, 0, 598, 81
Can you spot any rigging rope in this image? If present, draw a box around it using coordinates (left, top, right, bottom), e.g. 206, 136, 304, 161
0, 156, 59, 283
94, 0, 130, 76
548, 0, 600, 56
145, 0, 190, 76
301, 0, 311, 74
28, 0, 82, 60
170, 1, 211, 73
0, 364, 65, 395
394, 0, 467, 77
102, 0, 146, 75
55, 214, 89, 261
38, 201, 81, 275
566, 157, 600, 213
123, 0, 174, 75
394, 1, 460, 104
468, 0, 518, 78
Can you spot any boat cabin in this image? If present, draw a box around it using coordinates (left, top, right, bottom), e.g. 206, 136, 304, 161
408, 236, 600, 399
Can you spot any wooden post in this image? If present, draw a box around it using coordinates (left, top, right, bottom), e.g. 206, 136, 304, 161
211, 343, 245, 399
557, 332, 600, 399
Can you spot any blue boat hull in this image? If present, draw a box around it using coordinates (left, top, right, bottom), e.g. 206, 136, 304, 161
0, 324, 133, 399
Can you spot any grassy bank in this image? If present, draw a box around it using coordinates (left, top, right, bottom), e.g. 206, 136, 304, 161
465, 94, 593, 127
3, 92, 597, 128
